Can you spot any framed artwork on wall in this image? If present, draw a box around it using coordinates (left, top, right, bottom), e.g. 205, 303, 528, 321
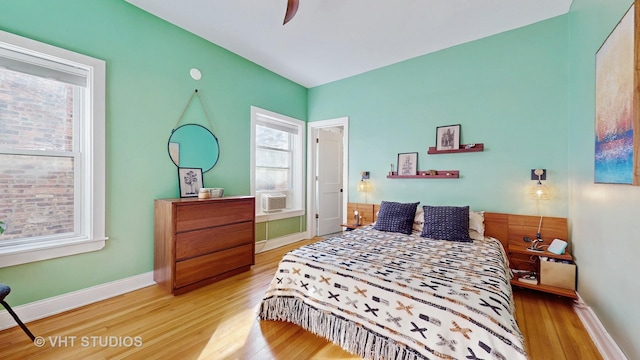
594, 1, 640, 185
178, 167, 203, 198
397, 152, 418, 176
436, 124, 461, 151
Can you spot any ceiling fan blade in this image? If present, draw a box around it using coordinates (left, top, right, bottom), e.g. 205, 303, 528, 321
283, 0, 299, 25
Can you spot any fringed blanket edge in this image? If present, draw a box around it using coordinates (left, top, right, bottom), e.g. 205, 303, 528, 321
258, 295, 426, 360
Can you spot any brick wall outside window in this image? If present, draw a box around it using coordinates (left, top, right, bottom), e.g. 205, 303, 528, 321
0, 69, 75, 240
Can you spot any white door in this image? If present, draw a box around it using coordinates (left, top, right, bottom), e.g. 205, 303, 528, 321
316, 128, 343, 236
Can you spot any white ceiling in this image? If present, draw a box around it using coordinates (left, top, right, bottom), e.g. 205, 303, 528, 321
125, 0, 572, 88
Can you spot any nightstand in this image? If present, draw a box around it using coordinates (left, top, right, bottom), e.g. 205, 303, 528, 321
508, 245, 577, 299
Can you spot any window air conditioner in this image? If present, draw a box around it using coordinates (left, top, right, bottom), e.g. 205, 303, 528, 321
262, 193, 287, 212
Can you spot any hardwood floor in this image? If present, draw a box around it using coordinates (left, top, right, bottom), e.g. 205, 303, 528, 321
0, 238, 602, 360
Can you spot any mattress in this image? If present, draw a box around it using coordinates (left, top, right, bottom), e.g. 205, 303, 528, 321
259, 226, 527, 360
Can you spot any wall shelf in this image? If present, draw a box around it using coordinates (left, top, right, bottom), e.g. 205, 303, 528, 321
387, 170, 459, 179
427, 143, 484, 154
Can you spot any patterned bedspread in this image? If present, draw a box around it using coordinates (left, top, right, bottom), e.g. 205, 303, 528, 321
259, 226, 527, 360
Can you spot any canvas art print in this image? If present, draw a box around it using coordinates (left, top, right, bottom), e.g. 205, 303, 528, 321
594, 4, 635, 184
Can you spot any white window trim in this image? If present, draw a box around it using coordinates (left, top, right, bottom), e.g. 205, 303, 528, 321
250, 106, 305, 221
0, 30, 107, 268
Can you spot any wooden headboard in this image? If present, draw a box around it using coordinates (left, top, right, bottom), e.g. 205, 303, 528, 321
346, 202, 569, 252
483, 212, 568, 252
346, 203, 380, 226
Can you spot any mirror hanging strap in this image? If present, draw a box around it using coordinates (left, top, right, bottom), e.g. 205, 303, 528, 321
173, 89, 215, 133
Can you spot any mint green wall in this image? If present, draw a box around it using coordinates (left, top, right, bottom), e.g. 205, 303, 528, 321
0, 0, 307, 306
267, 217, 305, 239
309, 17, 569, 218
568, 0, 638, 358
255, 216, 305, 242
256, 223, 267, 242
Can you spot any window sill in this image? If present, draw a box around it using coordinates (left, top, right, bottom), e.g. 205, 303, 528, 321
0, 236, 108, 268
256, 209, 305, 223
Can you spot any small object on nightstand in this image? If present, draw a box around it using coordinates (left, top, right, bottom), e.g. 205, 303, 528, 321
527, 237, 544, 252
517, 273, 537, 285
548, 238, 568, 255
341, 223, 362, 231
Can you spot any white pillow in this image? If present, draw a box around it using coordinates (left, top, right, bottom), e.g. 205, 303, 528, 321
413, 206, 424, 232
469, 229, 484, 241
469, 210, 485, 236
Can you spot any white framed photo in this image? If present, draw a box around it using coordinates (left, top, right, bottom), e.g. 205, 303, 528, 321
436, 124, 461, 151
178, 167, 203, 198
397, 152, 418, 176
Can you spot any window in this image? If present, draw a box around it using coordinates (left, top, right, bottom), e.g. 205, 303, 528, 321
0, 30, 106, 267
250, 106, 304, 219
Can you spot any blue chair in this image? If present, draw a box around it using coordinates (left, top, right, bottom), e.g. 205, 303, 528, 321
0, 284, 35, 341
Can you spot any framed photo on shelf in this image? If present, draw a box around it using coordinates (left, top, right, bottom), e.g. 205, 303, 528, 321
436, 124, 461, 151
397, 152, 418, 176
178, 167, 203, 198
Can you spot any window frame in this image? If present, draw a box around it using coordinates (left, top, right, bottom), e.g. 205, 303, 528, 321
255, 127, 293, 192
250, 106, 305, 223
0, 29, 106, 267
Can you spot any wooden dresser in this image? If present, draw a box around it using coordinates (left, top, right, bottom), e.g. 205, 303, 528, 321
154, 196, 255, 295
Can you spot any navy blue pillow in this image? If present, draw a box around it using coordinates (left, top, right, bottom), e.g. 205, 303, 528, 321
421, 205, 472, 242
374, 201, 419, 235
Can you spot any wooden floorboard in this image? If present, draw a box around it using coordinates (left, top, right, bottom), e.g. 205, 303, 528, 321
0, 237, 602, 360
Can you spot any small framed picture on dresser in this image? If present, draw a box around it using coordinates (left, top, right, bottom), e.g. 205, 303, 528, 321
178, 167, 203, 198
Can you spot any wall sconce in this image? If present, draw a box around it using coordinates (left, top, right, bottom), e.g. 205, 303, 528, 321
527, 168, 550, 252
356, 171, 370, 193
528, 169, 550, 200
354, 171, 370, 226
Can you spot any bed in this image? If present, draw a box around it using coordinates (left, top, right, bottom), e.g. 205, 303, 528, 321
259, 202, 528, 360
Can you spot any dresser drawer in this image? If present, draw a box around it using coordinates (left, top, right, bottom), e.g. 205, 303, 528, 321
176, 221, 253, 261
174, 243, 253, 288
175, 198, 254, 232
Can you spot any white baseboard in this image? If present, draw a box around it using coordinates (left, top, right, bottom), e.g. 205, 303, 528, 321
574, 293, 627, 360
254, 232, 308, 253
0, 271, 154, 331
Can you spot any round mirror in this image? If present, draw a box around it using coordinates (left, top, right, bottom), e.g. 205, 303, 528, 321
168, 124, 219, 172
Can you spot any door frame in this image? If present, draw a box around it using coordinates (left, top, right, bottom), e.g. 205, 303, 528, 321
306, 117, 349, 238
